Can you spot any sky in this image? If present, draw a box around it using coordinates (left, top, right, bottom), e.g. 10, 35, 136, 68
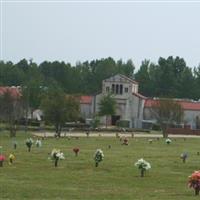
1, 0, 200, 70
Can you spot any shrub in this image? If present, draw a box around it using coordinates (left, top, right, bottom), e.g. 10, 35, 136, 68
116, 120, 130, 128
151, 124, 161, 131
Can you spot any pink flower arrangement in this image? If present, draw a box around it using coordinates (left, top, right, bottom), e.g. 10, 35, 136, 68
0, 155, 6, 167
73, 147, 80, 156
0, 155, 5, 161
123, 138, 128, 145
188, 171, 200, 195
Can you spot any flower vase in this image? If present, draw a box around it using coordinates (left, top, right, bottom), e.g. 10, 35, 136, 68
0, 161, 3, 167
141, 169, 145, 177
9, 158, 13, 164
195, 188, 200, 195
95, 162, 98, 167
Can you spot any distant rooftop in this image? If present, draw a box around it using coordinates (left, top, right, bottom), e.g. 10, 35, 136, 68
144, 98, 200, 111
0, 86, 21, 98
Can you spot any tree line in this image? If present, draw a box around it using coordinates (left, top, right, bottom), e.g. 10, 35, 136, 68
0, 56, 200, 100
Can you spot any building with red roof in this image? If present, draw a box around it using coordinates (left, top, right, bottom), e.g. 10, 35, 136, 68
79, 96, 93, 104
0, 86, 21, 99
79, 74, 145, 127
79, 74, 200, 129
79, 95, 94, 119
144, 99, 200, 111
143, 98, 200, 129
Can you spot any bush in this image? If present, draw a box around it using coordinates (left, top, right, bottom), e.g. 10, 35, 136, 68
152, 124, 161, 131
18, 118, 40, 127
116, 120, 130, 128
90, 117, 100, 129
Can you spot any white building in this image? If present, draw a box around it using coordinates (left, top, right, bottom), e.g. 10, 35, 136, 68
94, 74, 146, 128
80, 74, 200, 129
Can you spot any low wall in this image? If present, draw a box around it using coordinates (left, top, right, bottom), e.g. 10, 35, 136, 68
166, 128, 200, 135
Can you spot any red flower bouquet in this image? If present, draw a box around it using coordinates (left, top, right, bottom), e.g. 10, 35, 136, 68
123, 138, 128, 145
188, 171, 200, 195
73, 148, 80, 156
0, 155, 6, 167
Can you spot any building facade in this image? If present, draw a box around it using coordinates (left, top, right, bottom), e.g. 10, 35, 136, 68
94, 74, 145, 128
143, 99, 200, 129
80, 74, 200, 129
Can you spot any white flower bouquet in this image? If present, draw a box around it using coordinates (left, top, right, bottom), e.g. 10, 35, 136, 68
135, 158, 151, 177
148, 139, 153, 144
50, 149, 65, 167
35, 139, 42, 147
26, 138, 34, 152
180, 152, 188, 163
165, 138, 172, 144
94, 149, 104, 167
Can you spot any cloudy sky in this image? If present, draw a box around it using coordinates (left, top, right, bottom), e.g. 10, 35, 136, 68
1, 1, 200, 70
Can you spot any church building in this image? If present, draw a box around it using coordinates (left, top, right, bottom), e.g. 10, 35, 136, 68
80, 74, 200, 129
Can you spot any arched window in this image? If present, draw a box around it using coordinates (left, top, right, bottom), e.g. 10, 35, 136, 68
120, 84, 123, 94
112, 84, 115, 93
116, 84, 119, 94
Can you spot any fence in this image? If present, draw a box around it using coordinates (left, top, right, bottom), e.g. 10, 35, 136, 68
166, 127, 200, 135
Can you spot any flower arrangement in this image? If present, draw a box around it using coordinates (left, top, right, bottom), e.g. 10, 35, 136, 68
9, 153, 15, 165
0, 155, 5, 167
148, 139, 153, 144
35, 139, 42, 147
50, 149, 65, 167
122, 138, 128, 145
165, 138, 172, 144
188, 171, 200, 195
26, 138, 33, 152
73, 147, 80, 156
180, 152, 188, 163
94, 149, 104, 167
135, 158, 151, 177
86, 131, 90, 137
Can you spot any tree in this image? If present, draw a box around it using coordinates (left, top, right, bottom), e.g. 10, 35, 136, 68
98, 94, 116, 128
117, 59, 135, 78
176, 67, 195, 99
135, 60, 154, 96
150, 99, 184, 138
153, 56, 191, 97
0, 88, 23, 137
194, 65, 200, 100
41, 88, 80, 137
21, 79, 44, 132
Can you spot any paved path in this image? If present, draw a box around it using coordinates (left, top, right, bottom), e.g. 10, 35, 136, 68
33, 131, 200, 138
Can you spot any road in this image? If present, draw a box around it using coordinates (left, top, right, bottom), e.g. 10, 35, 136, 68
33, 131, 200, 138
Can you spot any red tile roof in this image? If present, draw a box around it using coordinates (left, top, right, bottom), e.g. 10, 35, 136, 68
0, 86, 21, 98
79, 96, 93, 104
144, 99, 200, 111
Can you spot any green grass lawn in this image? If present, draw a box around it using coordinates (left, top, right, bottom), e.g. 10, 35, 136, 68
1, 132, 200, 200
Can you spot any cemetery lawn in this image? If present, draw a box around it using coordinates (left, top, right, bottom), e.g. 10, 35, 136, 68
1, 132, 200, 200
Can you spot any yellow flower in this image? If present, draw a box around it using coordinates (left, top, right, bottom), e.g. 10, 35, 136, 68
9, 154, 15, 160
